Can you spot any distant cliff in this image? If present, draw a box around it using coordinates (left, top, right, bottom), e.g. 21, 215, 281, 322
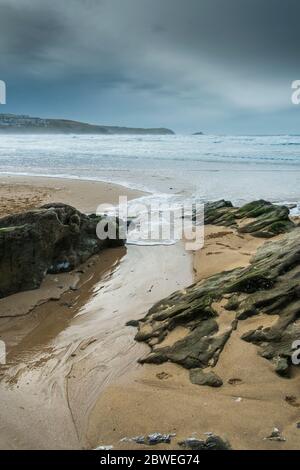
0, 114, 175, 135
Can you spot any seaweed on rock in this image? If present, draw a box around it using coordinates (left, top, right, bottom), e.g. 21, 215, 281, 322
133, 207, 300, 383
198, 199, 295, 238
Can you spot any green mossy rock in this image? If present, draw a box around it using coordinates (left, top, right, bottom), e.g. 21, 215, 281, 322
197, 199, 294, 238
133, 226, 300, 383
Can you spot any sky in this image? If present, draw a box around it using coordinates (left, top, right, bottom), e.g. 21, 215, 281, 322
0, 0, 300, 134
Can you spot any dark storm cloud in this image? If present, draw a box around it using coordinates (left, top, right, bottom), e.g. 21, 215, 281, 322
1, 0, 299, 132
0, 2, 66, 66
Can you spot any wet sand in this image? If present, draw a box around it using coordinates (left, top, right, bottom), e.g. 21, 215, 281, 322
0, 177, 300, 450
85, 227, 300, 451
0, 176, 194, 449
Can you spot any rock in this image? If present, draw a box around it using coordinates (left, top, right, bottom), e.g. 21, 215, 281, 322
132, 436, 146, 445
133, 225, 300, 380
274, 356, 290, 377
178, 435, 231, 450
286, 203, 297, 210
0, 203, 125, 298
121, 433, 175, 446
126, 320, 140, 327
147, 433, 174, 445
195, 199, 294, 237
236, 200, 293, 238
264, 428, 286, 442
189, 369, 223, 387
201, 200, 234, 226
224, 295, 240, 311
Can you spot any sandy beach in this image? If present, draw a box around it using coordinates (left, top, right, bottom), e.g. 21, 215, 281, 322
2, 1, 300, 459
0, 176, 194, 449
0, 175, 143, 216
0, 176, 300, 450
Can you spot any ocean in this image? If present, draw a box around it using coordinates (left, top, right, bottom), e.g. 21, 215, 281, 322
1, 134, 300, 210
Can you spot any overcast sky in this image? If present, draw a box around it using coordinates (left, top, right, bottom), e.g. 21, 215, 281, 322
0, 0, 299, 133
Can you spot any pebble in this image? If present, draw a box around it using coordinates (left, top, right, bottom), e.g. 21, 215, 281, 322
264, 428, 286, 442
95, 445, 113, 450
121, 433, 176, 446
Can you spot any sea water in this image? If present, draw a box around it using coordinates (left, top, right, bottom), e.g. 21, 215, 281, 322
0, 134, 300, 207
1, 133, 299, 245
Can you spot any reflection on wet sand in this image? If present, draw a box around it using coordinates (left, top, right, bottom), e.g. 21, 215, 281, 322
0, 243, 193, 449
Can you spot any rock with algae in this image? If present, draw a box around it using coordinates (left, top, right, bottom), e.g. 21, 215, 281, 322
133, 223, 300, 381
198, 199, 294, 238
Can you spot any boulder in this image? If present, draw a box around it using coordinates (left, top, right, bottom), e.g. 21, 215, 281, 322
189, 369, 223, 387
0, 203, 125, 298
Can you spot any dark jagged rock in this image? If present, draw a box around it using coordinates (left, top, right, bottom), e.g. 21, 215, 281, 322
133, 226, 300, 382
126, 319, 140, 327
178, 435, 231, 450
0, 203, 125, 298
189, 369, 223, 387
196, 199, 294, 238
236, 200, 294, 238
202, 200, 234, 226
274, 357, 290, 377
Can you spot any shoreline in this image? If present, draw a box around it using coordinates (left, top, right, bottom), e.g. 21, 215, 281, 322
1, 173, 300, 215
0, 172, 156, 200
0, 174, 146, 216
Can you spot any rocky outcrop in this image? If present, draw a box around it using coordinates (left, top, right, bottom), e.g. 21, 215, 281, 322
200, 199, 294, 238
0, 203, 125, 298
133, 210, 300, 382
